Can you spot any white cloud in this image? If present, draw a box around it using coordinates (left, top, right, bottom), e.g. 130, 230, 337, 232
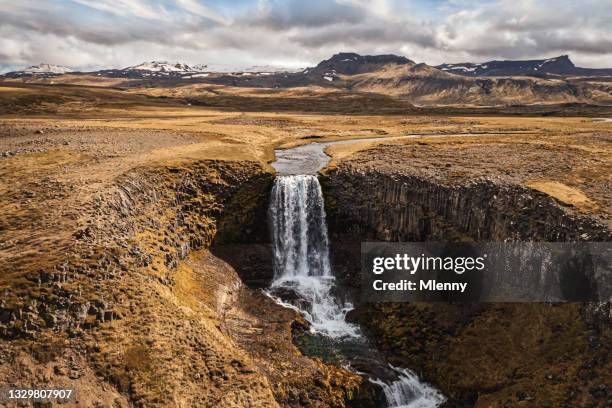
70, 0, 168, 20
0, 0, 610, 72
173, 0, 229, 24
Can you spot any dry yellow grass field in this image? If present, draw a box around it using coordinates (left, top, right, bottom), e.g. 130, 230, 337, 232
0, 81, 610, 407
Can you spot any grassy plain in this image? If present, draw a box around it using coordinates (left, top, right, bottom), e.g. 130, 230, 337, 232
0, 81, 610, 406
2, 81, 611, 287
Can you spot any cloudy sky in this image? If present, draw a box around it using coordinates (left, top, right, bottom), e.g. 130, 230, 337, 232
1, 0, 611, 73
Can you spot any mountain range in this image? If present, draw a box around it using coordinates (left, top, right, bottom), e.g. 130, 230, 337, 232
2, 53, 611, 106
3, 61, 301, 79
5, 54, 611, 78
201, 53, 612, 105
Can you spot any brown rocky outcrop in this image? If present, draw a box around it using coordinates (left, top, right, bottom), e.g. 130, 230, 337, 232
0, 159, 375, 407
322, 155, 611, 407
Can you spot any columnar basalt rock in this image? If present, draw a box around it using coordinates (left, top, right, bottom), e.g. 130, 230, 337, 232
0, 160, 273, 339
322, 167, 611, 243
322, 161, 611, 408
1, 158, 378, 407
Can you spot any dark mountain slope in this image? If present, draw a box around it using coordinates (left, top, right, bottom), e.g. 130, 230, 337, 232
436, 55, 612, 77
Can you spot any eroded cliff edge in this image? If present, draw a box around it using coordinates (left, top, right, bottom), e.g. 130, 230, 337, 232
321, 138, 611, 408
0, 157, 374, 407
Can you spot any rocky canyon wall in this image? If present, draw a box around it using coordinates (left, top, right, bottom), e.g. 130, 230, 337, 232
322, 167, 610, 243
322, 163, 611, 408
0, 160, 375, 408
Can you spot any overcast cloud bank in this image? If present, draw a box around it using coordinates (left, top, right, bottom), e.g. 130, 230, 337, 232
0, 0, 611, 73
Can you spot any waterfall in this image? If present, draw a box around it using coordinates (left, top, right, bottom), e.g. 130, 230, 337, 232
371, 367, 446, 408
269, 175, 332, 279
267, 174, 445, 407
268, 175, 359, 338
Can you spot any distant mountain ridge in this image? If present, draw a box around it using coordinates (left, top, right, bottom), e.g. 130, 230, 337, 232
2, 53, 611, 106
436, 55, 612, 77
309, 52, 413, 75
4, 54, 611, 79
5, 63, 73, 76
295, 52, 414, 84
3, 60, 300, 78
198, 52, 612, 105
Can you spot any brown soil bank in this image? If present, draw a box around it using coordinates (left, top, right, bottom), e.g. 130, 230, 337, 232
321, 135, 611, 407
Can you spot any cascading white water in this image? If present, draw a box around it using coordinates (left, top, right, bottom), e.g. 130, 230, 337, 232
269, 175, 331, 279
371, 367, 446, 408
268, 173, 445, 408
268, 175, 359, 338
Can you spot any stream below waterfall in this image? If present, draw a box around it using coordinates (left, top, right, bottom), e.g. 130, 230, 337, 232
266, 138, 446, 408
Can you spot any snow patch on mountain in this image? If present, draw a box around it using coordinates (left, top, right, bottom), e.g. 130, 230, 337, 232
122, 61, 301, 75
444, 65, 478, 72
20, 63, 73, 74
124, 61, 198, 73
202, 64, 302, 73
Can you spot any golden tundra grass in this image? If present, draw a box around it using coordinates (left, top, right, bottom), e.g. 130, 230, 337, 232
0, 81, 610, 407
